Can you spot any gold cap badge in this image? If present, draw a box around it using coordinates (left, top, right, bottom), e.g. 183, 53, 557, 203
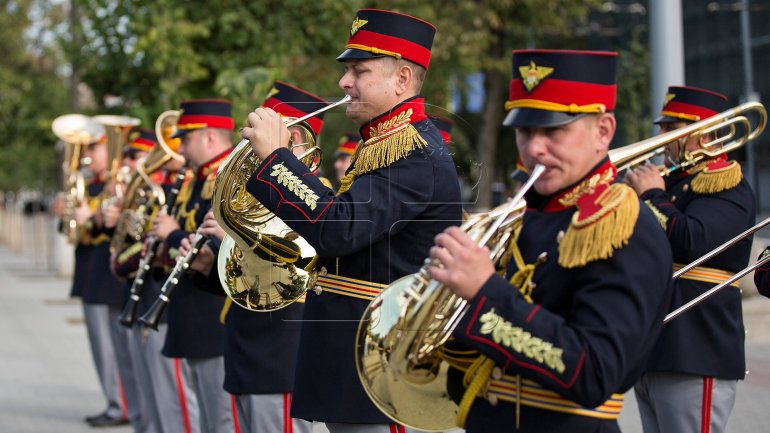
351, 17, 368, 36
519, 61, 554, 93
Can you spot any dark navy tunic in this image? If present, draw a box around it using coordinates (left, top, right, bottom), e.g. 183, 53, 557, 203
246, 97, 463, 423
162, 152, 230, 359
81, 180, 124, 306
641, 161, 755, 380
452, 160, 674, 433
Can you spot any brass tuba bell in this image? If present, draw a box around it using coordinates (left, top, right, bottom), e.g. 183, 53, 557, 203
52, 114, 105, 244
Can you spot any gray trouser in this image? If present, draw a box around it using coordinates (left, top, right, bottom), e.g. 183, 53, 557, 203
109, 310, 145, 432
235, 393, 312, 433
186, 356, 233, 433
141, 324, 200, 433
634, 372, 737, 433
129, 326, 160, 433
83, 303, 124, 419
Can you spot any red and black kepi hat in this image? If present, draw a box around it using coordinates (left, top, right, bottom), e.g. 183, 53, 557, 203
504, 49, 618, 128
429, 114, 453, 144
262, 81, 329, 135
172, 99, 234, 138
125, 128, 157, 153
654, 85, 727, 124
336, 132, 359, 158
337, 9, 436, 70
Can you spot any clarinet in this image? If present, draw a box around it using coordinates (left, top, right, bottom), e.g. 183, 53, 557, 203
117, 168, 188, 327
138, 233, 208, 330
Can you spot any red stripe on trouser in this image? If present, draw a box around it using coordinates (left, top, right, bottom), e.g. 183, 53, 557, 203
173, 359, 193, 433
389, 425, 406, 433
117, 373, 128, 419
231, 395, 241, 433
702, 376, 713, 433
284, 393, 293, 433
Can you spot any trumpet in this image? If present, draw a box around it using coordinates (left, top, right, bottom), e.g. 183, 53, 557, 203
609, 101, 766, 175
212, 95, 350, 312
52, 114, 105, 244
354, 165, 545, 432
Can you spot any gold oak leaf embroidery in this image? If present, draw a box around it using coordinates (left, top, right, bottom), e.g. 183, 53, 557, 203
370, 109, 412, 137
479, 308, 566, 374
270, 163, 319, 210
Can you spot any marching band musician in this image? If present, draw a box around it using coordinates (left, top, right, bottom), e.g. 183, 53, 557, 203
333, 131, 358, 182
626, 86, 756, 433
179, 81, 330, 433
756, 247, 770, 298
241, 9, 462, 432
111, 127, 194, 433
150, 99, 236, 433
428, 49, 674, 432
76, 134, 132, 427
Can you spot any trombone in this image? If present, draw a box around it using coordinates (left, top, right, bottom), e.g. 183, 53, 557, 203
664, 216, 770, 324
609, 101, 767, 175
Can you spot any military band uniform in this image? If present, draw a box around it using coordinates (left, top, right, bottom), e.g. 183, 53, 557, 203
203, 81, 330, 433
755, 247, 770, 298
160, 153, 233, 433
632, 86, 756, 433
115, 168, 198, 433
438, 49, 674, 433
161, 99, 238, 433
81, 177, 130, 423
244, 11, 462, 431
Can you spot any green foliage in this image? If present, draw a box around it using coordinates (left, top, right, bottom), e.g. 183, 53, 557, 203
0, 0, 69, 191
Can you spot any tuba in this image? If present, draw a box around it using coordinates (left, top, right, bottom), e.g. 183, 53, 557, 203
93, 115, 141, 209
212, 95, 350, 312
110, 111, 185, 254
52, 114, 105, 244
355, 165, 545, 432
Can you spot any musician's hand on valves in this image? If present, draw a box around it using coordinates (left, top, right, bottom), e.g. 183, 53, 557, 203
427, 226, 496, 300
198, 210, 225, 241
242, 107, 291, 160
151, 213, 180, 241
73, 198, 94, 226
625, 162, 664, 195
180, 234, 214, 276
103, 202, 121, 229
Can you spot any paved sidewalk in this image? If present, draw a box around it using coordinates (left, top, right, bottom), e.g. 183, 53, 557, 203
1, 238, 769, 432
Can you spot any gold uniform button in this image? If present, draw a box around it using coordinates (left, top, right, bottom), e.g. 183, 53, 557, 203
671, 195, 676, 202
683, 184, 690, 192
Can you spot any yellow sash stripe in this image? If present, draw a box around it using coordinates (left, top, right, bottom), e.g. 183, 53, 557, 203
673, 263, 739, 287
316, 274, 386, 301
488, 376, 624, 420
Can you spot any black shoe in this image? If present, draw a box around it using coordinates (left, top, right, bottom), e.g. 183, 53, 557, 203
87, 413, 129, 427
84, 412, 108, 423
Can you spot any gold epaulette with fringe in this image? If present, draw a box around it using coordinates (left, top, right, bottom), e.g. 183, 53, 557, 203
559, 183, 640, 268
337, 118, 427, 194
691, 160, 742, 194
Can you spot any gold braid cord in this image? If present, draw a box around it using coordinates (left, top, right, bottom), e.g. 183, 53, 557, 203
558, 183, 640, 268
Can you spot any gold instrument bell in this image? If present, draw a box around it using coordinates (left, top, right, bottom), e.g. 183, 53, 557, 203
52, 114, 105, 244
213, 120, 321, 312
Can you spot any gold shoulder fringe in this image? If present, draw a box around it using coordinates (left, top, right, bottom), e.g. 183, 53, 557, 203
691, 161, 742, 194
558, 183, 640, 268
337, 124, 427, 194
